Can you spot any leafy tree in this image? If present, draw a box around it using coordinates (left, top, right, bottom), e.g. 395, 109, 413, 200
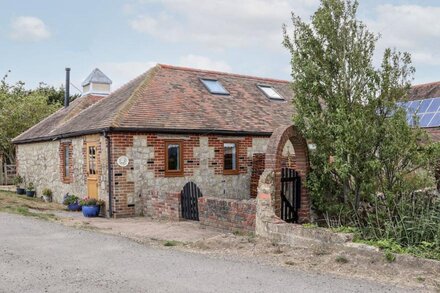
0, 72, 62, 164
282, 0, 439, 217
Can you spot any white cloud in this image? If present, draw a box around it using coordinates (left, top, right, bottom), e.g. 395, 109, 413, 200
178, 55, 231, 72
10, 16, 51, 42
128, 0, 319, 50
367, 5, 440, 66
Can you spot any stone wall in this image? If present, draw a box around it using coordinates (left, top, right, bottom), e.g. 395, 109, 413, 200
110, 132, 269, 217
143, 191, 180, 221
198, 196, 256, 232
16, 135, 110, 214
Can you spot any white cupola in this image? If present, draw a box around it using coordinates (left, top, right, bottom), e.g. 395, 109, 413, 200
81, 68, 112, 96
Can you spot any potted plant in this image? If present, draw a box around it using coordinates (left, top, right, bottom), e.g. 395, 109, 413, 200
25, 182, 35, 197
80, 197, 105, 217
13, 175, 25, 194
41, 188, 53, 202
63, 194, 81, 211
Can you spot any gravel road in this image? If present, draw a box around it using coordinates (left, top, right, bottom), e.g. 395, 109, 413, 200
0, 213, 412, 293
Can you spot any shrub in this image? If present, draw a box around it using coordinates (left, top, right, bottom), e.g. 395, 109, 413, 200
42, 188, 52, 197
13, 175, 23, 187
26, 182, 35, 191
63, 194, 79, 206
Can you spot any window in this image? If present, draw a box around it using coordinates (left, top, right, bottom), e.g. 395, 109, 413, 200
60, 142, 72, 183
88, 145, 97, 175
200, 78, 229, 95
257, 85, 284, 100
165, 141, 183, 176
223, 142, 238, 174
64, 145, 70, 178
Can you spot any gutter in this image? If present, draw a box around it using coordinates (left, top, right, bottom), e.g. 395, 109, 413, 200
103, 131, 113, 218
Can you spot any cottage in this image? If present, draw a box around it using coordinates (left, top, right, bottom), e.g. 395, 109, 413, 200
13, 64, 307, 227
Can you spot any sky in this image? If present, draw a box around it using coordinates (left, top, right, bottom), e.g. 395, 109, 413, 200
1, 0, 440, 95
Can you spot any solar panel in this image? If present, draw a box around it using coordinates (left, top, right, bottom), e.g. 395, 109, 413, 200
399, 97, 440, 128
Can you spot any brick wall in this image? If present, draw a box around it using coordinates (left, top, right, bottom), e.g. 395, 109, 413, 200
198, 196, 256, 232
143, 190, 181, 221
59, 141, 73, 184
250, 153, 265, 198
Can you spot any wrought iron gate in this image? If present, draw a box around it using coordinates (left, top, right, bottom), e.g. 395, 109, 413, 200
280, 168, 301, 223
181, 182, 202, 221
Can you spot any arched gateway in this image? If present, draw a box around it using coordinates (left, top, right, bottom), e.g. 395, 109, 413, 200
259, 125, 311, 223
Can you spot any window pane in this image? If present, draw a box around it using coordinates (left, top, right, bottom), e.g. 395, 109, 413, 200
64, 145, 69, 177
167, 144, 180, 171
201, 79, 228, 95
258, 85, 284, 100
88, 146, 96, 175
224, 143, 236, 170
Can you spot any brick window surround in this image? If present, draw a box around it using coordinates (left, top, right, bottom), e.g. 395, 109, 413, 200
59, 142, 73, 184
165, 140, 184, 177
223, 141, 239, 175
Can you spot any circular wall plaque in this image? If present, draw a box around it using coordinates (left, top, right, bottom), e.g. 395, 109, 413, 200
117, 156, 129, 167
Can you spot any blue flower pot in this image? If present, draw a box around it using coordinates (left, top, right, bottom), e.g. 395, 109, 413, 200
26, 191, 35, 197
82, 205, 100, 217
67, 202, 82, 211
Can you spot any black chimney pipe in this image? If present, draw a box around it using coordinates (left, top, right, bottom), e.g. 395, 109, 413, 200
64, 68, 70, 108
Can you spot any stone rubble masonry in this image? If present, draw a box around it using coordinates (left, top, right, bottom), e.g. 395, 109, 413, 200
198, 196, 256, 232
143, 190, 181, 221
111, 132, 269, 217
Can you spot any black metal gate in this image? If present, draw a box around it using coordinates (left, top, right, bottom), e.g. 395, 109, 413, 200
181, 182, 202, 221
280, 168, 301, 223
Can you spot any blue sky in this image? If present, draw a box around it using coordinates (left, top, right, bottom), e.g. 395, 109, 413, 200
1, 0, 440, 94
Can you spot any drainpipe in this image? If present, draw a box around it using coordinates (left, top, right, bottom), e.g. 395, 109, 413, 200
104, 131, 113, 217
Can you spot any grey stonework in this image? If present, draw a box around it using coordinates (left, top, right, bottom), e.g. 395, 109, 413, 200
16, 136, 109, 209
17, 134, 269, 217
123, 135, 269, 215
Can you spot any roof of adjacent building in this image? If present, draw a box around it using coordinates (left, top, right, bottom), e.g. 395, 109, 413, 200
409, 81, 440, 101
13, 64, 295, 144
81, 68, 112, 86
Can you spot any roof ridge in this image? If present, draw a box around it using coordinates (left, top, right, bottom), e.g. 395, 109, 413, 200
158, 63, 290, 84
110, 65, 160, 127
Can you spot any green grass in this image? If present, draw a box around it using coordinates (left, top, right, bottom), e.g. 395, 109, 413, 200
384, 251, 396, 263
302, 223, 318, 229
335, 255, 349, 264
163, 240, 181, 247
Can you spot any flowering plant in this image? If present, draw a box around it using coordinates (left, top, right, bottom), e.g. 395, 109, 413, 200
79, 197, 105, 206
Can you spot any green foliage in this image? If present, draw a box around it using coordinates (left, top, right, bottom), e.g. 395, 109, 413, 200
79, 197, 105, 207
335, 255, 348, 263
0, 72, 64, 164
12, 175, 23, 187
163, 240, 180, 247
26, 182, 34, 191
63, 194, 79, 206
283, 0, 440, 260
42, 188, 53, 197
302, 223, 318, 229
384, 251, 396, 263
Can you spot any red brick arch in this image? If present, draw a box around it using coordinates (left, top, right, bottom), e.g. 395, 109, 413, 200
264, 125, 310, 222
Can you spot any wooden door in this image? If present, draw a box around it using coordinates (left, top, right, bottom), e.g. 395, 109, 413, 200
86, 142, 98, 199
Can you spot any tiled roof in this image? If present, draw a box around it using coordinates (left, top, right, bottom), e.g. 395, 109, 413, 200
409, 81, 440, 101
13, 64, 294, 143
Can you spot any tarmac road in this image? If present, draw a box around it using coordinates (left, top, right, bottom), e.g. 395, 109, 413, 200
0, 213, 412, 293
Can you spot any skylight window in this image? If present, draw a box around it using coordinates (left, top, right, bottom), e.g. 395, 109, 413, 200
258, 85, 284, 100
200, 78, 229, 95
